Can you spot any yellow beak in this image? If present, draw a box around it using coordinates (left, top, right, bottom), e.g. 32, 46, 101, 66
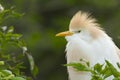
56, 31, 73, 37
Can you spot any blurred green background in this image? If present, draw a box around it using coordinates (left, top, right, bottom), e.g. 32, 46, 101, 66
1, 0, 120, 80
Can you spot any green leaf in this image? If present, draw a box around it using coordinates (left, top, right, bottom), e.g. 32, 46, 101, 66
26, 53, 35, 71
11, 11, 24, 18
7, 26, 14, 33
113, 77, 120, 80
105, 60, 120, 77
117, 63, 120, 69
86, 61, 90, 67
65, 62, 90, 71
0, 4, 4, 12
0, 70, 13, 75
91, 74, 103, 80
94, 63, 103, 72
0, 61, 4, 65
12, 77, 26, 80
31, 65, 39, 77
18, 40, 26, 48
26, 53, 38, 77
101, 66, 112, 79
1, 26, 7, 31
22, 46, 27, 54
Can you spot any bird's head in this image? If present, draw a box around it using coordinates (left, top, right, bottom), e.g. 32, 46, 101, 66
56, 11, 104, 41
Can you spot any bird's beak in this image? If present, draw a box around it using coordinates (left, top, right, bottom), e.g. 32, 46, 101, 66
56, 31, 73, 37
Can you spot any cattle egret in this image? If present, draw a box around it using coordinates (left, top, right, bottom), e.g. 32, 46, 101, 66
56, 11, 120, 80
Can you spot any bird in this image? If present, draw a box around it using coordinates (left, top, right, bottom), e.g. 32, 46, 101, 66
56, 11, 120, 80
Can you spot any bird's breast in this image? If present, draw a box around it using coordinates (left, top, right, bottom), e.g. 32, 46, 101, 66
66, 36, 120, 66
66, 41, 91, 64
65, 36, 120, 80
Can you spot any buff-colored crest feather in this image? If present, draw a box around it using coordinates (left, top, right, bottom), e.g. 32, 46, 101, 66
69, 11, 104, 38
69, 11, 100, 30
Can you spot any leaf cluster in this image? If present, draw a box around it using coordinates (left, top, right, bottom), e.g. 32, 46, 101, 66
0, 4, 38, 80
65, 59, 120, 80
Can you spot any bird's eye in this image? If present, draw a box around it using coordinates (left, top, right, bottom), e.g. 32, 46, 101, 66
77, 30, 81, 33
74, 30, 81, 33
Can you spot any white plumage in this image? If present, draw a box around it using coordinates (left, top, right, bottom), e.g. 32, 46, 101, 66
56, 11, 120, 80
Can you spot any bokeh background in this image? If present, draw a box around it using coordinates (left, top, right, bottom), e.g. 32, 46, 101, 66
1, 0, 120, 80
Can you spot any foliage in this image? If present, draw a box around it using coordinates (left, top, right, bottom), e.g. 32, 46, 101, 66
65, 59, 120, 80
0, 4, 38, 80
